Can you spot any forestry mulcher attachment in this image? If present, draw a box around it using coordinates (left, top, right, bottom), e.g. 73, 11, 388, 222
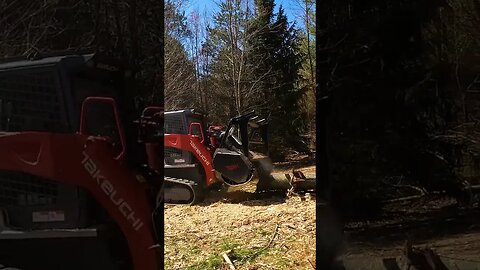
163, 109, 271, 204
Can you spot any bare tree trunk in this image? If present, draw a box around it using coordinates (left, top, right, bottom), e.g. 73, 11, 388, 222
295, 0, 316, 150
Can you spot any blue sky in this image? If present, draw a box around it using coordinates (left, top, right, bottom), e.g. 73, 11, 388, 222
184, 0, 306, 28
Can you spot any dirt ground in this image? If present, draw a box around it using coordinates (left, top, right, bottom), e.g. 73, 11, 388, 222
164, 154, 480, 269
164, 159, 316, 270
340, 195, 480, 266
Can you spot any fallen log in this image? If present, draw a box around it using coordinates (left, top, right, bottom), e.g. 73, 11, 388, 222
252, 158, 316, 192
256, 172, 316, 192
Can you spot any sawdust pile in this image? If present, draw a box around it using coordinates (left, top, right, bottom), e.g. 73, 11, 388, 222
164, 195, 316, 270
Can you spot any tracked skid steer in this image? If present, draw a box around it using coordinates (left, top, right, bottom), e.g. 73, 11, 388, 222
163, 109, 272, 205
0, 52, 164, 269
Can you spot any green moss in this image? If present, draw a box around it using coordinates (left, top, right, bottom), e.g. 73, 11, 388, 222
231, 246, 270, 263
187, 255, 224, 270
219, 238, 239, 251
186, 238, 275, 269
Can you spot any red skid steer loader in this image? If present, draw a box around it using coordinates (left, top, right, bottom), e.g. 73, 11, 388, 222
163, 109, 271, 204
0, 53, 164, 269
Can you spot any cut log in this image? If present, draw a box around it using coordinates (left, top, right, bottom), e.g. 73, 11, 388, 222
251, 157, 316, 192
257, 172, 316, 191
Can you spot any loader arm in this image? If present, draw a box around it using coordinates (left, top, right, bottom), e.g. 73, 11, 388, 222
0, 132, 161, 270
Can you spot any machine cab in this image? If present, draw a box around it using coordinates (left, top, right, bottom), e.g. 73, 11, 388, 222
164, 109, 209, 166
164, 109, 206, 137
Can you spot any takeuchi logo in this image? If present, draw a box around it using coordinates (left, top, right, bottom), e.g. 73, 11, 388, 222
189, 139, 210, 166
81, 151, 144, 231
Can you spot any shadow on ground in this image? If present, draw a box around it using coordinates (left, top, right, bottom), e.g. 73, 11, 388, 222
344, 200, 480, 250
198, 189, 289, 206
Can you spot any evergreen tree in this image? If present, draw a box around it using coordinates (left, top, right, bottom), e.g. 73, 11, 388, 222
271, 7, 305, 152
248, 0, 276, 114
248, 1, 305, 158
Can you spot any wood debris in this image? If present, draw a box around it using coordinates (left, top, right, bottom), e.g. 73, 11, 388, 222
222, 250, 236, 270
